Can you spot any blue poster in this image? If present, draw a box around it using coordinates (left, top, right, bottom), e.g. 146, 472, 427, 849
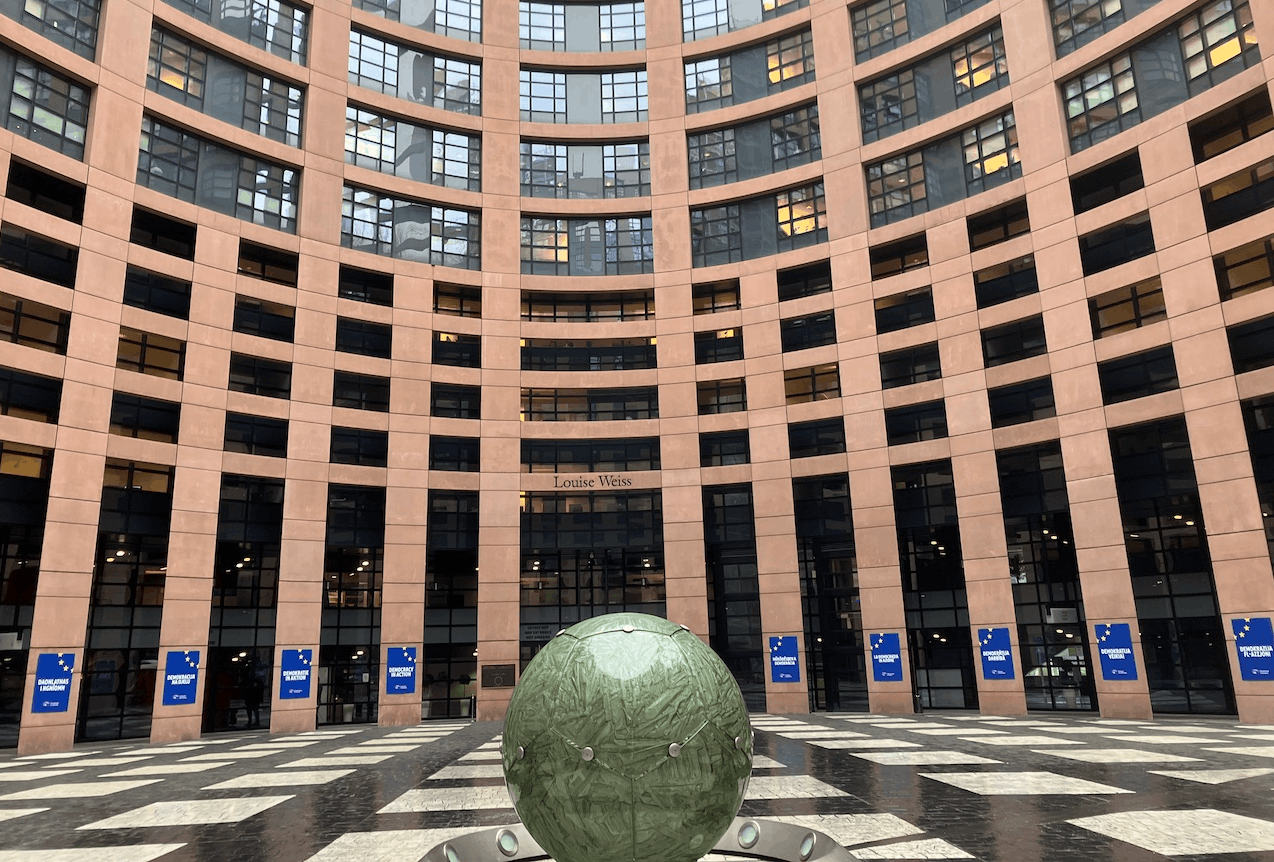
279, 648, 312, 699
31, 653, 74, 713
869, 633, 903, 682
768, 636, 800, 683
1094, 623, 1138, 680
386, 646, 417, 695
161, 650, 200, 706
1233, 617, 1274, 680
977, 627, 1016, 680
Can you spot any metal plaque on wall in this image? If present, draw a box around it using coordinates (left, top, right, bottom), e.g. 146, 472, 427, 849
481, 664, 517, 688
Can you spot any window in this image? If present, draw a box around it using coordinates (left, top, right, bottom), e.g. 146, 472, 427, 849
0, 226, 77, 288
780, 312, 836, 352
1229, 315, 1274, 373
109, 393, 181, 442
688, 105, 820, 189
0, 293, 70, 354
601, 2, 645, 50
968, 198, 1028, 251
1202, 158, 1274, 230
697, 379, 746, 415
685, 30, 814, 114
3, 50, 89, 159
130, 209, 196, 260
6, 162, 84, 223
434, 283, 481, 318
0, 440, 52, 479
1179, 0, 1257, 95
431, 383, 481, 419
866, 151, 926, 226
336, 318, 392, 359
234, 298, 295, 342
1190, 90, 1274, 162
334, 371, 390, 412
777, 261, 831, 302
0, 367, 61, 423
1098, 345, 1178, 403
962, 112, 1021, 195
687, 129, 736, 190
433, 332, 481, 367
121, 268, 190, 320
875, 288, 934, 333
700, 429, 750, 467
602, 70, 647, 123
776, 182, 827, 252
346, 107, 481, 192
974, 256, 1038, 308
683, 0, 728, 39
238, 242, 298, 286
522, 290, 654, 321
860, 70, 918, 143
520, 2, 564, 49
982, 316, 1046, 367
339, 266, 392, 307
952, 27, 1009, 106
340, 186, 482, 270
4, 0, 99, 58
521, 217, 655, 276
988, 378, 1056, 427
1051, 0, 1131, 56
784, 364, 839, 403
695, 329, 743, 364
348, 30, 481, 115
1079, 213, 1155, 275
851, 0, 909, 59
224, 413, 288, 457
356, 0, 481, 40
1063, 54, 1139, 153
429, 436, 480, 472
885, 400, 948, 444
1089, 277, 1166, 338
788, 417, 846, 458
523, 437, 660, 472
519, 69, 648, 123
693, 280, 740, 314
766, 29, 815, 87
228, 353, 292, 399
161, 0, 307, 63
1215, 235, 1274, 301
690, 204, 741, 266
1071, 152, 1144, 214
520, 69, 565, 121
520, 141, 650, 198
522, 387, 659, 421
331, 427, 389, 467
870, 234, 927, 279
117, 328, 184, 380
148, 28, 303, 147
771, 104, 822, 174
684, 57, 731, 113
137, 117, 299, 233
880, 343, 941, 389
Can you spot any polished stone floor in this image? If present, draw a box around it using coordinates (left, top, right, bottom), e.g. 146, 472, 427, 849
2, 711, 1274, 860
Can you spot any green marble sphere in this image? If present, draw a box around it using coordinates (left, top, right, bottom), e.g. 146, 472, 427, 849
502, 613, 753, 862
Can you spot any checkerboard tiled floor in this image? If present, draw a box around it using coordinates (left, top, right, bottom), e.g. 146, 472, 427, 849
3, 713, 1274, 860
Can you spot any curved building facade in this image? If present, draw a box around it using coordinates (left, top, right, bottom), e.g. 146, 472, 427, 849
1, 0, 1274, 752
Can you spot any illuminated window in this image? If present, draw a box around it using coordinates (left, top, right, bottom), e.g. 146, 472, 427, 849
962, 111, 1020, 189
1063, 53, 1138, 152
852, 0, 908, 59
767, 30, 815, 85
952, 27, 1008, 106
866, 152, 926, 225
784, 364, 840, 404
7, 0, 99, 58
776, 182, 827, 247
117, 328, 185, 380
1179, 0, 1256, 92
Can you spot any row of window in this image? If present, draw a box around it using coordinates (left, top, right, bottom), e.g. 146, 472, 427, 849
520, 1, 645, 51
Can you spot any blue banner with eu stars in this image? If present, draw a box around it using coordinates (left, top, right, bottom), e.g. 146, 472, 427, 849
31, 653, 74, 713
162, 650, 200, 706
978, 627, 1015, 680
869, 633, 903, 682
279, 648, 312, 699
387, 646, 417, 694
1094, 622, 1138, 680
768, 636, 800, 683
1233, 617, 1274, 680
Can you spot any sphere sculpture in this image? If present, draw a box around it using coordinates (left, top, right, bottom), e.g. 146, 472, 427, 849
502, 612, 753, 862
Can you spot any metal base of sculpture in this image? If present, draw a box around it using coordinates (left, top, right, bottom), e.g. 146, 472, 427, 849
422, 818, 853, 862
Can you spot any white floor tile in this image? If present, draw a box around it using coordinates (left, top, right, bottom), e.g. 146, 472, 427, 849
960, 736, 1081, 746
908, 728, 1006, 736
1100, 734, 1225, 744
1149, 768, 1274, 784
302, 827, 500, 862
744, 776, 847, 799
203, 769, 354, 790
0, 845, 185, 862
1035, 748, 1200, 763
179, 751, 276, 762
105, 763, 232, 777
920, 771, 1132, 795
751, 755, 784, 769
808, 739, 922, 750
850, 838, 974, 859
1203, 746, 1274, 758
456, 751, 502, 763
51, 757, 154, 768
0, 808, 46, 823
378, 786, 513, 814
777, 730, 867, 739
1068, 809, 1274, 855
850, 751, 1001, 765
879, 723, 956, 730
767, 813, 922, 847
428, 764, 504, 780
329, 745, 419, 755
80, 796, 294, 829
0, 780, 161, 800
15, 752, 96, 760
233, 742, 320, 751
0, 770, 81, 782
280, 755, 394, 768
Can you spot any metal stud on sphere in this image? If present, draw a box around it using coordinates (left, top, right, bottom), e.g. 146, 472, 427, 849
502, 613, 753, 862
